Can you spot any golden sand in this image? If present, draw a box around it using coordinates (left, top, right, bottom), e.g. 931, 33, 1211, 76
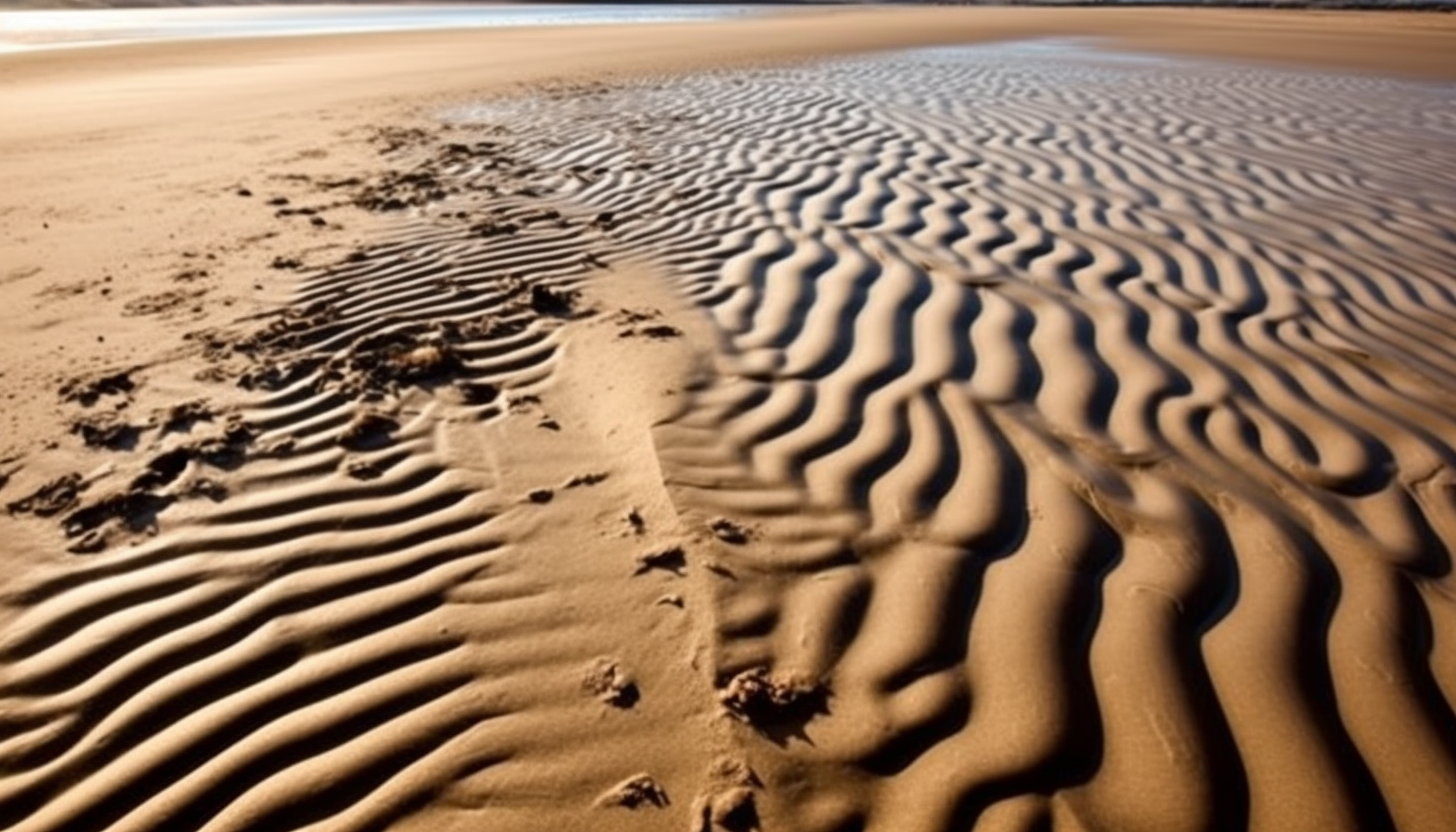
2, 8, 1455, 832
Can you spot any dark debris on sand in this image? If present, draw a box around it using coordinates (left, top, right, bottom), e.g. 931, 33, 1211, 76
322, 329, 466, 399
354, 169, 449, 212
59, 370, 136, 407
245, 300, 341, 350
565, 471, 609, 488
70, 412, 141, 450
635, 545, 687, 576
718, 667, 828, 736
160, 399, 216, 434
352, 130, 533, 213
529, 284, 578, 317
63, 491, 174, 550
32, 413, 260, 553
614, 307, 681, 339
6, 473, 86, 518
710, 518, 751, 545
626, 507, 646, 534
27, 121, 624, 559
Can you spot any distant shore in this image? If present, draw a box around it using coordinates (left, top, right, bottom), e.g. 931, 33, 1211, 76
2, 0, 1455, 12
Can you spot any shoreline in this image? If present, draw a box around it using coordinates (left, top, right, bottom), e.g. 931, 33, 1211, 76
1, 9, 1454, 149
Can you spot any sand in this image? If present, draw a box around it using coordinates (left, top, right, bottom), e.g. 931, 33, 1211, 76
2, 6, 1456, 832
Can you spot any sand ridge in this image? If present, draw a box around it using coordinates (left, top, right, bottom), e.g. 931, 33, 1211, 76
2, 7, 1456, 832
0, 119, 738, 832
448, 41, 1456, 831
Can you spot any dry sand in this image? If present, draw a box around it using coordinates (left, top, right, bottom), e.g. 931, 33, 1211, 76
2, 7, 1456, 832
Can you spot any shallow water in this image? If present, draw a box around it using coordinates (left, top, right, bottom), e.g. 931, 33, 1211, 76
0, 3, 753, 52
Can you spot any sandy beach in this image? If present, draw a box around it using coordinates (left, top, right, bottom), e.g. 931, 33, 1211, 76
2, 6, 1456, 832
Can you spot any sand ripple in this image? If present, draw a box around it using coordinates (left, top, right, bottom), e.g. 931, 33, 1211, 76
0, 199, 665, 831
5, 41, 1456, 832
464, 43, 1456, 831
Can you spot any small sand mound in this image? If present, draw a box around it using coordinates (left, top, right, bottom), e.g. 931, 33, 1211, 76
690, 758, 761, 832
595, 773, 668, 809
338, 409, 399, 451
718, 667, 826, 728
582, 657, 639, 708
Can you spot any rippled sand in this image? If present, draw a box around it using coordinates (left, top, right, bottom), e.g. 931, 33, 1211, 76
2, 10, 1455, 832
465, 43, 1456, 831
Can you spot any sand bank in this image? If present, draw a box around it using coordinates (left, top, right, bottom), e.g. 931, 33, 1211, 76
2, 7, 1455, 832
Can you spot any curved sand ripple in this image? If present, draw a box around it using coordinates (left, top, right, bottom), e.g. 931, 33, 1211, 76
464, 44, 1456, 831
3, 41, 1456, 832
0, 194, 705, 831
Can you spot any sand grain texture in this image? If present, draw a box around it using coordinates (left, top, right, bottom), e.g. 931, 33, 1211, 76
2, 8, 1456, 832
466, 45, 1456, 831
